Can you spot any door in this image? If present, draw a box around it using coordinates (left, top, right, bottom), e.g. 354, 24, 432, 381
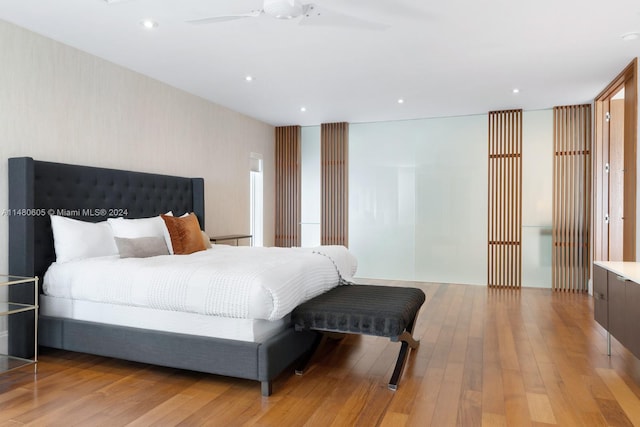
608, 96, 625, 261
593, 59, 638, 265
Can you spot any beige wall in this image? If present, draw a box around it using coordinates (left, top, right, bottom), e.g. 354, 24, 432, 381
0, 19, 275, 279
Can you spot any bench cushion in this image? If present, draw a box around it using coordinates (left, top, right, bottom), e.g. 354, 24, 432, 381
292, 285, 425, 338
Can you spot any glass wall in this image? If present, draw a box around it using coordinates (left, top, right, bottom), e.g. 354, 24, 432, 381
301, 126, 321, 247
349, 115, 488, 283
521, 110, 553, 287
300, 111, 553, 286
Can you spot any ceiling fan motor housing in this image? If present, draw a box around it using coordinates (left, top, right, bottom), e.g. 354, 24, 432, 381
264, 0, 304, 19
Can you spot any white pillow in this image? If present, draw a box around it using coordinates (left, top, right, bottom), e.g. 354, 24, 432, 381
107, 215, 167, 239
50, 215, 118, 263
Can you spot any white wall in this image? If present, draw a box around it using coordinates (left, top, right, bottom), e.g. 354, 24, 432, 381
0, 20, 275, 345
348, 111, 553, 286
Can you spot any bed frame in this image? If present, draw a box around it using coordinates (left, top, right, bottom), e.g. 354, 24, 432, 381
7, 157, 316, 396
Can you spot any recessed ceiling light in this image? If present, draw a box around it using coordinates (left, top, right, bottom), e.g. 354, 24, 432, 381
622, 32, 640, 41
300, 107, 307, 112
397, 98, 404, 104
140, 19, 158, 29
245, 75, 253, 82
513, 88, 520, 94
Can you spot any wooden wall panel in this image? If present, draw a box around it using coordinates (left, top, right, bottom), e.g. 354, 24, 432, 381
488, 110, 522, 288
321, 122, 349, 246
552, 105, 591, 292
275, 126, 301, 247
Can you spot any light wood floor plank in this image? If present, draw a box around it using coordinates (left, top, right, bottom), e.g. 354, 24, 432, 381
526, 392, 557, 425
406, 366, 444, 426
502, 368, 532, 427
0, 282, 639, 426
536, 361, 586, 427
379, 411, 408, 427
457, 389, 482, 427
482, 412, 508, 427
597, 368, 640, 426
482, 309, 506, 418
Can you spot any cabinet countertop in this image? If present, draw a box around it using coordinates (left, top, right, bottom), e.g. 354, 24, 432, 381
594, 261, 640, 283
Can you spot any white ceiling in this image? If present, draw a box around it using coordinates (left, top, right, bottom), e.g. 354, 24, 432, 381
1, 0, 639, 126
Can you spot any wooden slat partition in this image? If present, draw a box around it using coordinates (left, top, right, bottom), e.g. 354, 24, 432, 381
275, 126, 301, 247
552, 105, 591, 292
488, 110, 522, 288
321, 122, 349, 246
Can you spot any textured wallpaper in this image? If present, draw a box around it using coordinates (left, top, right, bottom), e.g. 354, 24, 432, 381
0, 19, 276, 341
0, 19, 276, 268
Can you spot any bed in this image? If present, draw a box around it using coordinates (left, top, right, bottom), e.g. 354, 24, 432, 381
7, 156, 339, 396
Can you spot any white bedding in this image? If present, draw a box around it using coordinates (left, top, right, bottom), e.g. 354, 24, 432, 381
39, 295, 288, 342
43, 245, 357, 321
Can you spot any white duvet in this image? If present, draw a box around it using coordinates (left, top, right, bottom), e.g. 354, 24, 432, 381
43, 245, 357, 321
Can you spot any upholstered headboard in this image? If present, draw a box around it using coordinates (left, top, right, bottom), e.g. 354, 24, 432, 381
6, 157, 205, 358
8, 157, 205, 282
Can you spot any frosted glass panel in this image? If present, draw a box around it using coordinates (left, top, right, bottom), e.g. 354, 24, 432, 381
522, 226, 552, 287
413, 116, 488, 285
350, 115, 487, 284
348, 122, 416, 280
522, 110, 553, 287
348, 110, 553, 287
522, 110, 553, 226
301, 126, 321, 248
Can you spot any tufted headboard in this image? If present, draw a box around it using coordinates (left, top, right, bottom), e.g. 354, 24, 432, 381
8, 157, 205, 284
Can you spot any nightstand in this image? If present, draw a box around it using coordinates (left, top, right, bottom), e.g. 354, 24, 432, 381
1, 274, 38, 374
209, 234, 253, 246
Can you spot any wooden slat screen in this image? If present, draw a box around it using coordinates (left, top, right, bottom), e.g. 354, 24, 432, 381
488, 110, 522, 288
275, 126, 301, 247
321, 122, 349, 246
552, 104, 591, 292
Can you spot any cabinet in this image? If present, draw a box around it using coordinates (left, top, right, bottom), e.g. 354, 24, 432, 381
608, 271, 627, 344
593, 262, 640, 359
1, 274, 38, 373
626, 282, 640, 356
593, 264, 608, 328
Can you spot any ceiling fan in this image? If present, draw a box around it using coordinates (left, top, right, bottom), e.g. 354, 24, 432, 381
185, 0, 388, 30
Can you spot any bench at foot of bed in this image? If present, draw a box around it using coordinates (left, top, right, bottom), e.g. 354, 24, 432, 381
291, 284, 426, 390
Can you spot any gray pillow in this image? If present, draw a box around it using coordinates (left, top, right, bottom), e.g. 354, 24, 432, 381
114, 236, 169, 258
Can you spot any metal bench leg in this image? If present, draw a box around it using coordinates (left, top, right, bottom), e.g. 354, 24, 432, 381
295, 332, 324, 375
396, 331, 420, 348
388, 316, 420, 391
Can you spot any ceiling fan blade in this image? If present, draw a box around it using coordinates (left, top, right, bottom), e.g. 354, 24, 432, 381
299, 4, 389, 31
186, 10, 262, 25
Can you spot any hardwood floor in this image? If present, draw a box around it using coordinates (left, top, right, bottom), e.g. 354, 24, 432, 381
2, 281, 640, 426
